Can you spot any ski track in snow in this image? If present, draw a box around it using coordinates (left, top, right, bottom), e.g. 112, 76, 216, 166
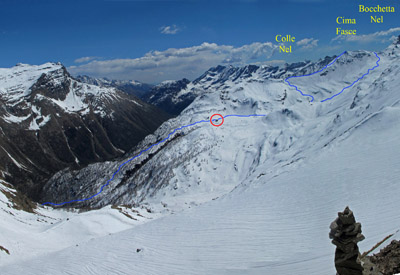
42, 114, 267, 206
43, 53, 382, 206
285, 52, 381, 102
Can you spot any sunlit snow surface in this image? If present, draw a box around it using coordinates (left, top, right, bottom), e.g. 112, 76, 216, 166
0, 182, 159, 267
1, 44, 400, 274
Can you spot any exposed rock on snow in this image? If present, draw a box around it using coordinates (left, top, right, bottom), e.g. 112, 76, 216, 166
330, 206, 365, 275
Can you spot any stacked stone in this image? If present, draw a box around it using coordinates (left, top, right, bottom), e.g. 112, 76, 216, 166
329, 206, 365, 275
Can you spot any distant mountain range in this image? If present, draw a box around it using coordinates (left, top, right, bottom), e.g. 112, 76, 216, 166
75, 75, 154, 98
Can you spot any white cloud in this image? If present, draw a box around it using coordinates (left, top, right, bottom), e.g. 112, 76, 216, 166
74, 56, 99, 63
332, 27, 400, 43
68, 42, 277, 83
296, 38, 319, 50
160, 25, 180, 35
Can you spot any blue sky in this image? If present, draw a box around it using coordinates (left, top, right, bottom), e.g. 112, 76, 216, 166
0, 0, 399, 83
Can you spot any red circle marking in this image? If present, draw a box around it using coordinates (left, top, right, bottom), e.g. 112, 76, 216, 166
210, 114, 224, 127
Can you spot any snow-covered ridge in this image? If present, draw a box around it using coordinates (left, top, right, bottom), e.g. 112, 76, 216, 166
0, 62, 130, 128
157, 79, 178, 87
0, 62, 62, 103
76, 75, 146, 87
75, 75, 153, 98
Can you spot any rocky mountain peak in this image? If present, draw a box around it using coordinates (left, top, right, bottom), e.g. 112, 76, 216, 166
30, 65, 71, 101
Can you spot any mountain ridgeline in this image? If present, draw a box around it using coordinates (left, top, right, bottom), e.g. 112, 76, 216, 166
75, 75, 154, 99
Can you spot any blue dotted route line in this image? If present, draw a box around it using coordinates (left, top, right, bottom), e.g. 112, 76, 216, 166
42, 114, 266, 206
285, 52, 381, 102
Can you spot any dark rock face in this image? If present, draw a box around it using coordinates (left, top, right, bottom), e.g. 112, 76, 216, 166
142, 79, 192, 116
329, 206, 365, 275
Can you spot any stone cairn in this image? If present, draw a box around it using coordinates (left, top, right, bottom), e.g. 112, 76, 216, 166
329, 206, 365, 275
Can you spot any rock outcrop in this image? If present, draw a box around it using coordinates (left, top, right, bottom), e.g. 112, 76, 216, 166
365, 240, 400, 275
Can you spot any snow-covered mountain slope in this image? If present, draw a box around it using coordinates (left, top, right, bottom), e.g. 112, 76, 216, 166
0, 63, 169, 201
3, 96, 400, 274
285, 51, 380, 102
42, 38, 400, 211
76, 75, 153, 98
